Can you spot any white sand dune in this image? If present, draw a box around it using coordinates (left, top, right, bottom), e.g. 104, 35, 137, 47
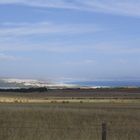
1, 78, 78, 89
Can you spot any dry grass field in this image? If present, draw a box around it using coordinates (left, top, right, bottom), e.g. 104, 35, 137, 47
0, 89, 139, 140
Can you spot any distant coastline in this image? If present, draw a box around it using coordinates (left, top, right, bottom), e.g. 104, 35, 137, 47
1, 79, 140, 90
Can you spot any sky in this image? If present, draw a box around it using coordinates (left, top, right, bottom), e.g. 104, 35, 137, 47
0, 0, 140, 82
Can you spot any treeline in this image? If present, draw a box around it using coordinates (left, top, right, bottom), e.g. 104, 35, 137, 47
0, 87, 48, 93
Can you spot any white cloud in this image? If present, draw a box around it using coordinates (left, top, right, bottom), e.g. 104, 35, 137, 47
64, 59, 96, 66
0, 42, 79, 53
1, 40, 140, 55
91, 42, 140, 54
79, 0, 140, 17
0, 53, 17, 61
0, 22, 101, 37
0, 0, 140, 17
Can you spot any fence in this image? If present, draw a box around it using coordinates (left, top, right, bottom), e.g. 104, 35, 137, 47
0, 121, 139, 140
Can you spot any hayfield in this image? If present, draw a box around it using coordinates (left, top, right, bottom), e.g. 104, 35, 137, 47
0, 102, 139, 140
0, 89, 139, 140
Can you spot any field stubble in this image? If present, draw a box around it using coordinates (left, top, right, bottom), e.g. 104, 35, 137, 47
0, 90, 139, 140
0, 102, 139, 140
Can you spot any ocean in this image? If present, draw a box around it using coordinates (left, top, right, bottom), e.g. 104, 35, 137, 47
68, 80, 140, 87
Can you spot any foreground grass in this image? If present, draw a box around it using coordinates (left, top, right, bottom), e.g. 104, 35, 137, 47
0, 102, 139, 140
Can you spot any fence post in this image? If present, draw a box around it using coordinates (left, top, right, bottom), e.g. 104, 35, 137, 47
102, 123, 107, 140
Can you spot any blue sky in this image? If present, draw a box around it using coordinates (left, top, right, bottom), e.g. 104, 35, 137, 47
0, 0, 140, 82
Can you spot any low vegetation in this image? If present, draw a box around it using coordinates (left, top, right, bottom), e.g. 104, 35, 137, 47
0, 89, 139, 140
0, 102, 139, 140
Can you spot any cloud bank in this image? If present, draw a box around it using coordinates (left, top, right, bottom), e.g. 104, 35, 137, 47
0, 0, 140, 17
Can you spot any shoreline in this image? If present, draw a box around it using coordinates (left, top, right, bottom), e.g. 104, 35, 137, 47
0, 86, 140, 90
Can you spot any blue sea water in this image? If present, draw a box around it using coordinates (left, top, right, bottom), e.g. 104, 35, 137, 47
68, 80, 140, 87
